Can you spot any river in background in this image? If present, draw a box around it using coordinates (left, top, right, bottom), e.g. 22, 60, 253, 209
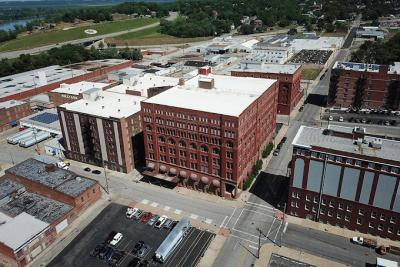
0, 19, 33, 31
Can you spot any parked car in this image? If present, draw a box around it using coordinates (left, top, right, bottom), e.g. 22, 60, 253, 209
137, 243, 150, 258
110, 233, 123, 246
339, 116, 344, 122
147, 214, 159, 226
384, 120, 390, 126
84, 167, 91, 172
273, 149, 280, 156
281, 137, 287, 143
140, 212, 152, 223
361, 118, 366, 123
99, 246, 112, 260
132, 240, 144, 254
92, 170, 101, 174
90, 244, 104, 257
328, 115, 333, 121
299, 105, 304, 112
105, 231, 117, 244
155, 215, 168, 228
133, 210, 143, 220
106, 248, 116, 261
351, 236, 377, 248
126, 207, 138, 219
163, 219, 174, 230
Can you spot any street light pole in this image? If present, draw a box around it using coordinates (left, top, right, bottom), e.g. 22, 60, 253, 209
102, 160, 109, 194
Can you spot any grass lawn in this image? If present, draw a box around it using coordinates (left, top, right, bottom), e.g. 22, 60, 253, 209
301, 67, 322, 80
320, 31, 347, 37
106, 26, 212, 46
0, 18, 158, 52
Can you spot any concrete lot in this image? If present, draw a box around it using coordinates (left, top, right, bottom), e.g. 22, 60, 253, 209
49, 203, 214, 267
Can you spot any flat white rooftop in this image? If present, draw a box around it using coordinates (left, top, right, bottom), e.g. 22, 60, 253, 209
144, 74, 276, 117
234, 63, 301, 74
61, 90, 145, 118
291, 37, 343, 51
0, 99, 27, 109
292, 125, 400, 163
51, 81, 109, 95
0, 65, 87, 99
0, 212, 49, 252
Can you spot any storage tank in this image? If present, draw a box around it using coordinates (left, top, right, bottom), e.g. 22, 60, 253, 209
19, 131, 51, 147
7, 128, 34, 144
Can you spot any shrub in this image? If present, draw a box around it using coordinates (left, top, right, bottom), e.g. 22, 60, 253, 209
262, 142, 274, 158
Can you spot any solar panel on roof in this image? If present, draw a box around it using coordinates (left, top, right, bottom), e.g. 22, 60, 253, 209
31, 112, 59, 124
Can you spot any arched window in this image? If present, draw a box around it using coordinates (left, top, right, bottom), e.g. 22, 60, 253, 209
200, 145, 209, 152
179, 140, 186, 147
190, 143, 197, 149
168, 138, 175, 145
213, 148, 220, 155
146, 125, 152, 131
158, 136, 165, 143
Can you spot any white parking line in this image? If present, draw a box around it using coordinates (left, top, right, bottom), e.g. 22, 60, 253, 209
150, 202, 159, 207
224, 207, 237, 228
141, 199, 149, 204
283, 222, 288, 233
233, 209, 244, 228
232, 228, 267, 240
242, 208, 275, 218
163, 206, 170, 211
249, 245, 258, 250
174, 209, 182, 215
204, 218, 213, 224
190, 214, 199, 220
229, 234, 259, 245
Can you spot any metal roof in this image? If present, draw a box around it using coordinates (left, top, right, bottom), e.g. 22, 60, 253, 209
0, 179, 23, 200
0, 212, 49, 252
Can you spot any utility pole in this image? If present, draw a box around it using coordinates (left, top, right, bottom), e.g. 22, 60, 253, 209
256, 227, 267, 258
316, 154, 328, 222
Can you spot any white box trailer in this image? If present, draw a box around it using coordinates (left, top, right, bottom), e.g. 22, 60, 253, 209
7, 128, 34, 144
19, 131, 51, 148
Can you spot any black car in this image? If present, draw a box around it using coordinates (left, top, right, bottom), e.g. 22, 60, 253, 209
132, 241, 144, 254
281, 137, 287, 143
138, 260, 149, 267
92, 170, 101, 174
84, 167, 91, 172
127, 258, 140, 267
99, 246, 112, 260
90, 244, 104, 257
299, 105, 304, 112
137, 244, 149, 258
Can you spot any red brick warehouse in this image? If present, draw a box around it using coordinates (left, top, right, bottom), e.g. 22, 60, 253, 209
231, 63, 302, 115
141, 72, 278, 199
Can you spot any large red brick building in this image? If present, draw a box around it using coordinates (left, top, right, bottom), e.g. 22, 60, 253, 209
288, 125, 400, 241
328, 61, 400, 110
142, 73, 278, 199
231, 63, 302, 115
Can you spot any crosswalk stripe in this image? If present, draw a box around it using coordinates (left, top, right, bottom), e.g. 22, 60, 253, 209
150, 202, 159, 207
204, 218, 213, 224
164, 206, 170, 211
174, 209, 182, 215
190, 214, 198, 220
141, 199, 149, 204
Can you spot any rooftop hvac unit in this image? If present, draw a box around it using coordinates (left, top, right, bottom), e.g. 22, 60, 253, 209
370, 138, 383, 149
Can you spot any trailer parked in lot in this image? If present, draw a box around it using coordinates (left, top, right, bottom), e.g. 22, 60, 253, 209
154, 217, 191, 263
19, 131, 51, 148
351, 236, 377, 248
7, 128, 34, 144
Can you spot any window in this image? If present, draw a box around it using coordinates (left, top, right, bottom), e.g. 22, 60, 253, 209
329, 200, 335, 208
190, 153, 197, 160
328, 155, 335, 161
346, 205, 352, 212
190, 162, 197, 169
358, 209, 364, 216
92, 188, 96, 194
311, 152, 317, 158
305, 204, 310, 211
160, 155, 166, 162
227, 172, 233, 179
180, 160, 186, 167
169, 148, 176, 155
391, 167, 399, 174
201, 155, 209, 163
321, 198, 326, 206
380, 214, 386, 221
170, 157, 176, 164
346, 158, 352, 165
390, 217, 396, 224
227, 152, 233, 159
336, 156, 342, 163
320, 208, 325, 215
355, 160, 361, 166
357, 218, 362, 225
337, 213, 342, 219
388, 227, 394, 234
338, 203, 344, 210
227, 141, 234, 148
371, 211, 377, 219
179, 141, 186, 147
369, 222, 374, 229
312, 206, 317, 213
368, 162, 375, 169
345, 215, 350, 222
328, 210, 333, 217
378, 224, 384, 231
190, 143, 197, 149
313, 196, 319, 203
381, 165, 389, 172
200, 145, 209, 152
81, 196, 84, 202
306, 195, 311, 201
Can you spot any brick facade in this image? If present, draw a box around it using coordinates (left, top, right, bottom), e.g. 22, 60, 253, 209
231, 67, 302, 115
0, 102, 31, 132
142, 81, 278, 199
328, 63, 400, 109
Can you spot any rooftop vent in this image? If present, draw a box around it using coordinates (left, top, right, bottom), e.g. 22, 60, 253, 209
45, 164, 55, 172
370, 138, 383, 149
198, 77, 214, 89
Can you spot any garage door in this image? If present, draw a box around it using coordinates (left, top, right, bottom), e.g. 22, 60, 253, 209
55, 219, 68, 234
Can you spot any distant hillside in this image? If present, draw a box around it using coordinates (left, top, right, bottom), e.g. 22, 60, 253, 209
0, 0, 175, 8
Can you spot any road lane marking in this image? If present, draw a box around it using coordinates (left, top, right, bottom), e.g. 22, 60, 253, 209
220, 216, 228, 228
190, 214, 198, 220
249, 245, 258, 250
164, 206, 170, 211
150, 202, 159, 207
232, 228, 267, 240
242, 208, 275, 218
174, 209, 182, 215
233, 209, 244, 228
230, 234, 259, 245
204, 218, 213, 224
225, 207, 237, 228
245, 201, 274, 210
283, 222, 288, 233
141, 199, 149, 204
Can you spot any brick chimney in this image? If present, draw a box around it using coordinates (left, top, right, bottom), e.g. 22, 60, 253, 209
178, 78, 185, 86
199, 66, 211, 76
45, 164, 56, 172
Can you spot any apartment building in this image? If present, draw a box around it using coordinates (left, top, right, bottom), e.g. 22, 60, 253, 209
328, 61, 400, 110
58, 89, 145, 173
142, 73, 278, 199
288, 125, 400, 241
232, 63, 302, 115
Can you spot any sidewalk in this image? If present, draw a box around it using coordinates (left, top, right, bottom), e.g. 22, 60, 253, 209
254, 243, 347, 267
286, 215, 400, 247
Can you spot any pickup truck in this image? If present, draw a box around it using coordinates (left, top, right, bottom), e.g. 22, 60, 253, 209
351, 236, 377, 248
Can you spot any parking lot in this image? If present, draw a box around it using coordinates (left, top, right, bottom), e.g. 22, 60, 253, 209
49, 203, 215, 267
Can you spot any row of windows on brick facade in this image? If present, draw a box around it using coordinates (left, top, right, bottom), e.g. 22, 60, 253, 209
290, 201, 400, 235
142, 110, 236, 128
148, 153, 234, 179
149, 134, 234, 150
294, 148, 400, 174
